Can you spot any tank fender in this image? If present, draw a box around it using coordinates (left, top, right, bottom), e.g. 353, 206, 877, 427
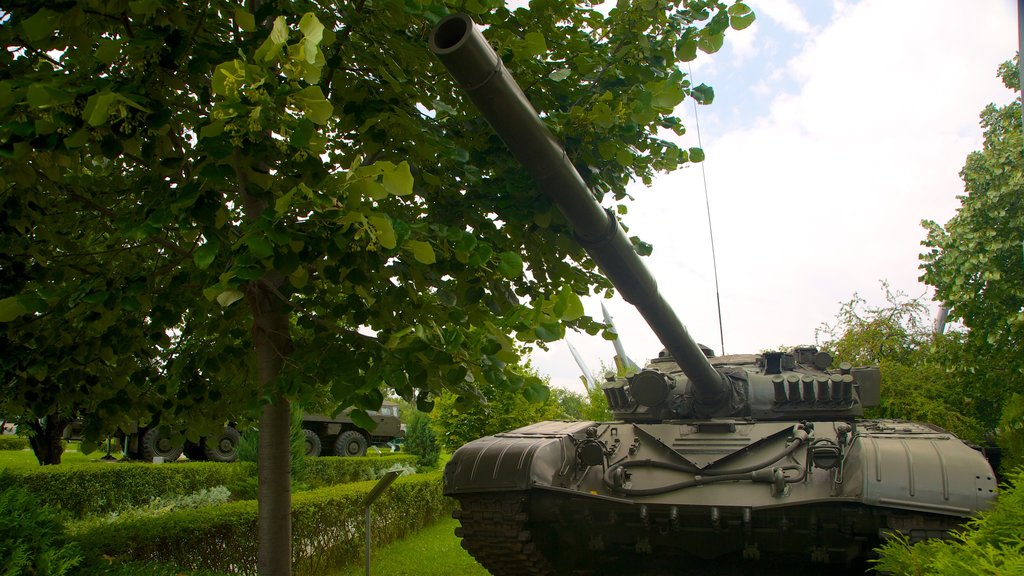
848, 421, 999, 516
444, 421, 595, 495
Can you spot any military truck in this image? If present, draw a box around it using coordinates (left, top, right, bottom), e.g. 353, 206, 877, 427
115, 401, 404, 462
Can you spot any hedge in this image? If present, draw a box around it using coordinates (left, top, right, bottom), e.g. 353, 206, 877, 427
5, 462, 252, 518
5, 454, 419, 519
0, 436, 29, 451
73, 471, 453, 576
300, 454, 416, 488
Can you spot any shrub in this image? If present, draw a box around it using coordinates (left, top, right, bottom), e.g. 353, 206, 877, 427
73, 471, 453, 576
874, 466, 1024, 574
0, 473, 83, 576
405, 411, 440, 468
301, 454, 416, 488
4, 462, 253, 519
0, 436, 29, 451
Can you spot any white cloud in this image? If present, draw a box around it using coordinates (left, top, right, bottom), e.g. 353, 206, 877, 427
748, 0, 815, 36
532, 0, 1017, 394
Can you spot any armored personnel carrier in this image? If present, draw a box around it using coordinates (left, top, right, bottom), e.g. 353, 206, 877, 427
429, 14, 997, 575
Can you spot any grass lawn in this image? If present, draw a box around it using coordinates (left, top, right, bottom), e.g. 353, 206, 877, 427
332, 516, 490, 576
0, 444, 107, 468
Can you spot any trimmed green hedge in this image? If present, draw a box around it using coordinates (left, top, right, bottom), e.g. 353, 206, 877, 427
5, 455, 418, 519
73, 471, 452, 576
301, 454, 416, 488
5, 462, 251, 519
0, 436, 29, 451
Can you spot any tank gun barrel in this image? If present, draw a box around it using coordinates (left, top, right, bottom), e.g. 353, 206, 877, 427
430, 14, 728, 411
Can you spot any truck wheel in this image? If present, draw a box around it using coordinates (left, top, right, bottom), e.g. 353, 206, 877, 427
334, 430, 367, 457
303, 429, 322, 457
183, 440, 207, 461
202, 427, 240, 462
141, 427, 184, 462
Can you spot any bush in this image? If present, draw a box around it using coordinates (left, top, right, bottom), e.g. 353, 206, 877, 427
0, 474, 83, 576
874, 466, 1024, 574
73, 471, 453, 576
405, 411, 440, 468
4, 462, 252, 519
301, 454, 417, 488
0, 436, 29, 451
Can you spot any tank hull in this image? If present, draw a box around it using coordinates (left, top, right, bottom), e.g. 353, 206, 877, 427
444, 419, 997, 573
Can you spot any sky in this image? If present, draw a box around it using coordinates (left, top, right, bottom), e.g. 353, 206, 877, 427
529, 0, 1019, 394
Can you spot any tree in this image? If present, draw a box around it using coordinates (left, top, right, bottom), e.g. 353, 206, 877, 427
0, 1, 749, 573
431, 366, 563, 452
920, 59, 1024, 460
404, 410, 440, 468
817, 284, 987, 443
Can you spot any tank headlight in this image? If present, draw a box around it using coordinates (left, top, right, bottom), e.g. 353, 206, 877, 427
811, 443, 842, 469
629, 370, 672, 408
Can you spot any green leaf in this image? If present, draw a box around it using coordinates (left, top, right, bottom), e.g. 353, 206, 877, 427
22, 8, 58, 43
95, 38, 121, 65
549, 68, 571, 82
407, 240, 436, 264
521, 32, 547, 58
691, 83, 715, 105
649, 81, 685, 113
677, 37, 698, 62
381, 161, 414, 196
689, 147, 706, 163
193, 237, 219, 270
349, 409, 378, 431
246, 235, 273, 259
698, 31, 725, 54
557, 289, 584, 321
216, 290, 245, 308
27, 84, 72, 109
290, 118, 314, 148
235, 7, 256, 32
368, 215, 397, 249
728, 2, 756, 30
83, 92, 118, 127
496, 252, 523, 279
290, 267, 309, 289
299, 13, 324, 44
293, 86, 332, 125
522, 382, 550, 404
534, 323, 563, 342
270, 16, 289, 45
0, 296, 29, 322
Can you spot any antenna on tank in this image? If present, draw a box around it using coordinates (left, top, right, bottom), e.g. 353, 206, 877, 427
688, 63, 726, 356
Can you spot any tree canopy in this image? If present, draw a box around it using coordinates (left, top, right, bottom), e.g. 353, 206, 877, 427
919, 59, 1024, 465
0, 1, 751, 572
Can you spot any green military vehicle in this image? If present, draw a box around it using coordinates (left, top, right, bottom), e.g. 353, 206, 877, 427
430, 14, 997, 574
118, 401, 403, 462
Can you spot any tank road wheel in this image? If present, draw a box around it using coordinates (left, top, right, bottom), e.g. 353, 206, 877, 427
202, 427, 240, 462
334, 430, 367, 457
141, 428, 184, 462
303, 429, 322, 457
183, 440, 207, 461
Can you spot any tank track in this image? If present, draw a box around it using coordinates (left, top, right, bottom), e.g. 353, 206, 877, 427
452, 492, 557, 576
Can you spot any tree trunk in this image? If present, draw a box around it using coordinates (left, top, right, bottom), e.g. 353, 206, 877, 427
250, 281, 294, 576
27, 415, 68, 466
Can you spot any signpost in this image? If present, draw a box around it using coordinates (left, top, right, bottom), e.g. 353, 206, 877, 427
362, 471, 401, 576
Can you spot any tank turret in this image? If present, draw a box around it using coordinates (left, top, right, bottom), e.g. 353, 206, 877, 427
430, 14, 996, 574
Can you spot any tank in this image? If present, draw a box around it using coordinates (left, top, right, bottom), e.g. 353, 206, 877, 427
430, 14, 997, 574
